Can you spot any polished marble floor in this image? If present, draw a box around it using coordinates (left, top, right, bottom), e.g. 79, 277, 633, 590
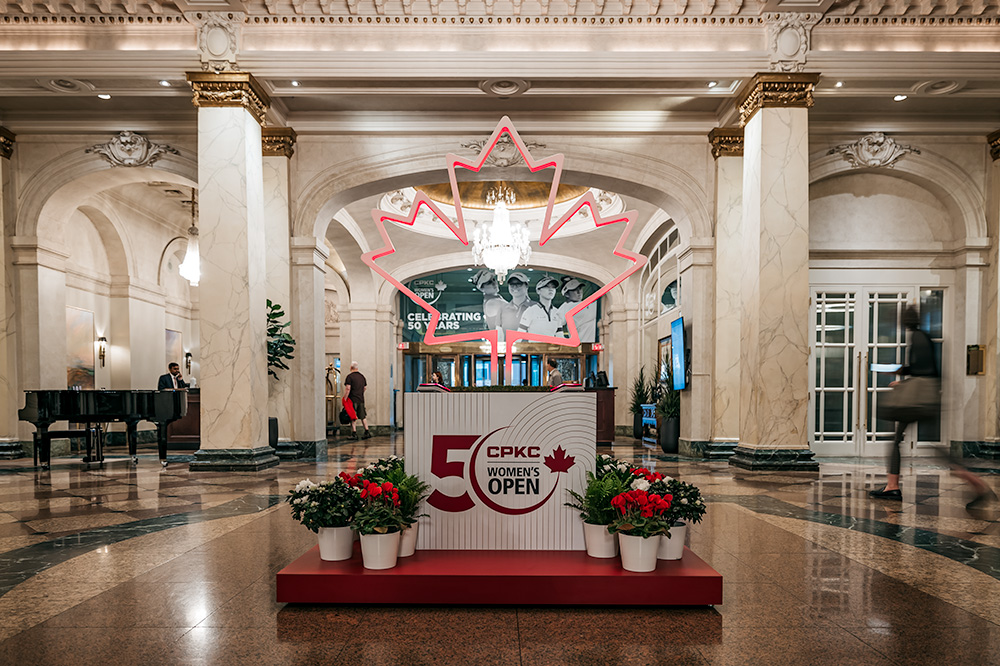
1, 435, 999, 665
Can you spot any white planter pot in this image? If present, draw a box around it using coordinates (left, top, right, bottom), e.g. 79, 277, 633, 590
317, 526, 354, 562
583, 522, 619, 558
618, 533, 659, 573
398, 524, 419, 557
360, 532, 401, 570
657, 521, 687, 561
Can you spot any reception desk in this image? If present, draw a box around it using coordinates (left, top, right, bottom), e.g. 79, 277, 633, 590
166, 389, 200, 450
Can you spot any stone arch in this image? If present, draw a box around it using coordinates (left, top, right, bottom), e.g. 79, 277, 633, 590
75, 205, 131, 281
810, 148, 986, 244
294, 143, 713, 246
157, 236, 189, 287
18, 145, 196, 239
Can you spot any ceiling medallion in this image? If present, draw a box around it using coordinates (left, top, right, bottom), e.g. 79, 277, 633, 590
827, 132, 920, 169
479, 78, 530, 99
85, 131, 179, 168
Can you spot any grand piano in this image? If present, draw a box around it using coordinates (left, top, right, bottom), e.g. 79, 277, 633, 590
18, 389, 188, 469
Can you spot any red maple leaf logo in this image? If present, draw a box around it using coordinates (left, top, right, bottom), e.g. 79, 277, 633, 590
359, 117, 647, 383
543, 446, 576, 474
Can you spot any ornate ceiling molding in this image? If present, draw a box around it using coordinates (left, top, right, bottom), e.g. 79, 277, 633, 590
84, 130, 179, 167
737, 72, 820, 126
707, 127, 744, 158
989, 130, 1000, 162
764, 12, 821, 72
186, 71, 270, 125
262, 126, 296, 157
187, 11, 243, 72
0, 127, 14, 160
827, 132, 920, 168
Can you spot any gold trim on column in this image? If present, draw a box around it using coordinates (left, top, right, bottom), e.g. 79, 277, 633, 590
185, 72, 270, 126
0, 127, 14, 160
708, 128, 744, 159
989, 130, 1000, 162
737, 72, 821, 127
262, 127, 297, 158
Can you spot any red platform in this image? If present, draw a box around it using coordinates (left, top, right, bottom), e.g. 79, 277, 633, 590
276, 545, 723, 606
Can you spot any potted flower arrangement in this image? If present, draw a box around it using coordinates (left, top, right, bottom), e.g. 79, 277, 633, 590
285, 477, 361, 561
650, 476, 706, 560
565, 470, 629, 558
608, 488, 673, 572
352, 478, 406, 569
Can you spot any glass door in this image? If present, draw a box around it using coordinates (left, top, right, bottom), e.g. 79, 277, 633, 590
431, 356, 457, 387
811, 286, 941, 457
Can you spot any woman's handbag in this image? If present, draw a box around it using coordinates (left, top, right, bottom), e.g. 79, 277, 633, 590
880, 376, 940, 422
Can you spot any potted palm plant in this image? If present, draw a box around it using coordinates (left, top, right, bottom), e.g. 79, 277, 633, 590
266, 299, 296, 449
656, 363, 681, 454
285, 477, 361, 561
628, 366, 651, 439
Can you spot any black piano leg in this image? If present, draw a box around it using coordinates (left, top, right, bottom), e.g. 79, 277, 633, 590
157, 424, 168, 469
37, 426, 51, 470
127, 421, 138, 464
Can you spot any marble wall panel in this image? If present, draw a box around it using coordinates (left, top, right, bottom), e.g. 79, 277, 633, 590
197, 107, 268, 452
741, 108, 811, 450
985, 160, 1000, 443
0, 157, 17, 442
680, 257, 714, 444
263, 156, 293, 438
713, 155, 742, 445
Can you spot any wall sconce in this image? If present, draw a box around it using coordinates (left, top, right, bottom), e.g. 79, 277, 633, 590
97, 336, 107, 367
185, 351, 193, 374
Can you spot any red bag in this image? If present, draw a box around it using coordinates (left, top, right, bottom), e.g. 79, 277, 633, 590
342, 396, 357, 421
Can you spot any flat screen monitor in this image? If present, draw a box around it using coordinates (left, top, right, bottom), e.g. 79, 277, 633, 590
671, 317, 686, 391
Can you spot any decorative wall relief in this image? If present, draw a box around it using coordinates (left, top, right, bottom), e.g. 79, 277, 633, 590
460, 133, 545, 168
186, 11, 244, 72
325, 299, 340, 325
764, 13, 822, 73
66, 307, 95, 389
828, 132, 921, 169
85, 131, 179, 168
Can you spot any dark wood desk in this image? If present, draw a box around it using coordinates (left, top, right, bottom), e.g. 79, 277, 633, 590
586, 387, 616, 444
167, 389, 200, 450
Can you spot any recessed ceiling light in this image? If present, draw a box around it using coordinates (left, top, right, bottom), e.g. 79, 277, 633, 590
707, 81, 718, 88
291, 80, 300, 87
97, 93, 111, 100
834, 81, 844, 88
159, 80, 171, 87
893, 94, 908, 102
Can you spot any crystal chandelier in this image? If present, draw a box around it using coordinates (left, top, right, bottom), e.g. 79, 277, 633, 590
178, 187, 200, 287
471, 186, 531, 284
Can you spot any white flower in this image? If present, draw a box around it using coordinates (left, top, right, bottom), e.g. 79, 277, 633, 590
680, 498, 688, 504
600, 454, 611, 460
631, 478, 650, 491
662, 476, 674, 482
616, 463, 628, 472
310, 501, 319, 507
294, 479, 318, 492
389, 455, 399, 460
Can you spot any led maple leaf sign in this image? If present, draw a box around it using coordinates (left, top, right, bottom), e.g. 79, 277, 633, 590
361, 116, 647, 384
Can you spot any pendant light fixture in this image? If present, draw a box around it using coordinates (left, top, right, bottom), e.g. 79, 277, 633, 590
178, 187, 200, 287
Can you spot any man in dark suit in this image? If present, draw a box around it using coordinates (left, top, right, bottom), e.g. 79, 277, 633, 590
158, 363, 188, 390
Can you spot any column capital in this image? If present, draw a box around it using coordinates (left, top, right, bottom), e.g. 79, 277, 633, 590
262, 127, 297, 158
0, 126, 14, 160
989, 129, 1000, 162
737, 72, 820, 127
708, 127, 744, 159
186, 71, 270, 125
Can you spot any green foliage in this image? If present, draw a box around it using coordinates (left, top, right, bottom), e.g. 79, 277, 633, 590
266, 299, 296, 379
608, 512, 671, 539
382, 466, 431, 526
654, 360, 680, 421
652, 477, 707, 525
358, 455, 405, 483
595, 454, 635, 484
352, 481, 406, 535
565, 472, 629, 525
285, 477, 361, 533
628, 366, 652, 416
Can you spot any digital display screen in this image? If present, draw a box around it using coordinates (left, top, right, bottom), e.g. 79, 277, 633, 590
671, 317, 686, 391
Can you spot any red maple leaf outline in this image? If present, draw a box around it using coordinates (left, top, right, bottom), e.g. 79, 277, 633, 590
360, 116, 648, 384
543, 446, 576, 474
502, 191, 647, 381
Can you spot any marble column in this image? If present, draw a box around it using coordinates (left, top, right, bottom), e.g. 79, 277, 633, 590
705, 128, 744, 461
262, 127, 296, 459
979, 130, 1000, 459
0, 128, 19, 458
606, 302, 640, 433
186, 72, 277, 471
730, 73, 819, 471
289, 236, 329, 459
677, 240, 715, 458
